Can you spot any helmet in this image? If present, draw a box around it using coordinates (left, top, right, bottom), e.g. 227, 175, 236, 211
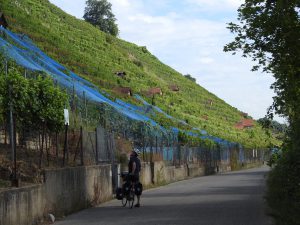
133, 148, 141, 156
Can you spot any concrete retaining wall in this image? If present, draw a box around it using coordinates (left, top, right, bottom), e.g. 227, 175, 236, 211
44, 164, 112, 217
0, 165, 112, 225
152, 161, 170, 184
218, 163, 232, 173
140, 162, 152, 187
140, 162, 206, 186
1, 160, 263, 225
0, 185, 45, 225
187, 164, 205, 177
174, 165, 188, 181
139, 160, 256, 187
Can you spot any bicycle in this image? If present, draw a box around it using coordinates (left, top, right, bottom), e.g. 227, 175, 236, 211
117, 172, 136, 208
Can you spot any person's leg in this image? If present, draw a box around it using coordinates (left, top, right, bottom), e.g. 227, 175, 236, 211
134, 176, 141, 207
135, 195, 140, 207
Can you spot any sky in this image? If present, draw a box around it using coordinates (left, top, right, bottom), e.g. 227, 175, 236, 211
49, 0, 284, 123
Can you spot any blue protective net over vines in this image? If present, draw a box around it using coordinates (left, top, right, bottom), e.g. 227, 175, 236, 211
0, 26, 236, 148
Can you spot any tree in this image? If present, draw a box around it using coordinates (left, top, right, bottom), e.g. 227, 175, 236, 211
184, 74, 196, 82
224, 1, 300, 224
224, 0, 300, 129
83, 0, 119, 36
257, 117, 287, 134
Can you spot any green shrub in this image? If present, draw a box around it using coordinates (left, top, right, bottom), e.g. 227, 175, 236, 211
266, 145, 300, 225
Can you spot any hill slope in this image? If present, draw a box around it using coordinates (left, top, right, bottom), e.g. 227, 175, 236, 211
0, 0, 277, 148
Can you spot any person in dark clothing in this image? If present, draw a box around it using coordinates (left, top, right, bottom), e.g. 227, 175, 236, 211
128, 148, 141, 207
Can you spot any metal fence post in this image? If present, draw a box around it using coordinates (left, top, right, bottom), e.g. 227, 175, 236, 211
5, 60, 18, 186
150, 135, 153, 163
80, 126, 84, 166
63, 124, 68, 167
95, 127, 99, 165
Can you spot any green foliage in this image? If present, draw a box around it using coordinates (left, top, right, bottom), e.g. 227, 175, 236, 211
266, 144, 300, 225
178, 131, 216, 148
140, 46, 149, 54
224, 1, 300, 223
0, 0, 279, 149
0, 66, 29, 128
267, 148, 282, 167
0, 62, 67, 134
28, 75, 67, 132
258, 117, 287, 141
83, 0, 119, 36
257, 117, 287, 133
178, 131, 190, 144
184, 74, 196, 82
224, 0, 300, 123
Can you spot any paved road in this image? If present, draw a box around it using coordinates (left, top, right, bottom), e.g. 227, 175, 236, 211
54, 167, 273, 225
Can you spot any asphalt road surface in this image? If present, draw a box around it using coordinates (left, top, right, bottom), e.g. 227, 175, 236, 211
54, 166, 273, 225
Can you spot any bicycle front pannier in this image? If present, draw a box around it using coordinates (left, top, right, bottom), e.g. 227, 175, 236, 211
116, 187, 123, 200
135, 182, 143, 195
123, 181, 131, 195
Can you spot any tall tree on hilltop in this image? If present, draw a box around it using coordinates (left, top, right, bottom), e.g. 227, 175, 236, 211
224, 1, 300, 224
184, 74, 196, 83
83, 0, 119, 36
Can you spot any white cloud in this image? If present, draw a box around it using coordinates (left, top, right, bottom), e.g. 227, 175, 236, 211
197, 57, 215, 64
113, 0, 130, 7
186, 0, 243, 11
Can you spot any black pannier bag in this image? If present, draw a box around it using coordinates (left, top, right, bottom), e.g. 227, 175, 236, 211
122, 181, 131, 195
116, 187, 123, 200
135, 182, 143, 195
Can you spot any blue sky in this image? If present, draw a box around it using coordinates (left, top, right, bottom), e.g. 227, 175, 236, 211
49, 0, 283, 122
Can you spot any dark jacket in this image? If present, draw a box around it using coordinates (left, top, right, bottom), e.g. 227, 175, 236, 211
128, 155, 141, 176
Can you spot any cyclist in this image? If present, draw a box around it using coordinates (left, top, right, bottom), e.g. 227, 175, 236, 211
128, 148, 141, 207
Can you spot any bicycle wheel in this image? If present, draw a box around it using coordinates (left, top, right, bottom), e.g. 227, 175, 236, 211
122, 196, 127, 207
127, 190, 135, 208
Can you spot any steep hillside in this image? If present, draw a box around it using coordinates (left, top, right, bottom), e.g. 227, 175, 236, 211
0, 0, 278, 148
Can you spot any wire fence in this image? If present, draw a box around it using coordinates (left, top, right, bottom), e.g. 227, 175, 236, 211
0, 120, 270, 189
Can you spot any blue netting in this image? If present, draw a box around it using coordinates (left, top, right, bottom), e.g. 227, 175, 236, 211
0, 27, 164, 128
0, 27, 240, 148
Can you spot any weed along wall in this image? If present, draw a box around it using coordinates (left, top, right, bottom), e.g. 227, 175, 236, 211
0, 165, 112, 225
